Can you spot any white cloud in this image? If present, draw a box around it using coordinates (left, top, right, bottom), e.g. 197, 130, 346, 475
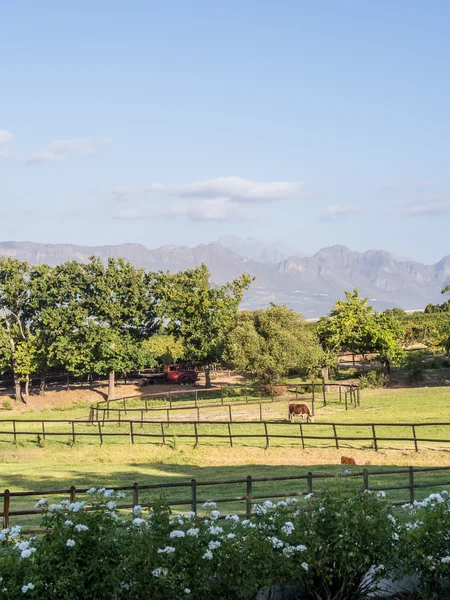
26, 136, 112, 164
406, 202, 450, 217
0, 130, 15, 144
112, 176, 301, 223
150, 176, 302, 203
320, 204, 364, 220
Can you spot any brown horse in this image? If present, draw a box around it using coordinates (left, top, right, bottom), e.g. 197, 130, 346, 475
341, 456, 356, 465
288, 403, 311, 423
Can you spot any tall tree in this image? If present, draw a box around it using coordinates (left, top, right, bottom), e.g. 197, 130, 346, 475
225, 305, 323, 385
0, 258, 32, 401
154, 264, 252, 387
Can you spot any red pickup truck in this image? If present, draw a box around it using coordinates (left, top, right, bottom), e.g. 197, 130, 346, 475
136, 365, 199, 386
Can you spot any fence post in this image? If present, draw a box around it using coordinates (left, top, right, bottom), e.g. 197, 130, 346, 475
71, 422, 76, 445
363, 469, 369, 491
264, 422, 270, 449
169, 391, 173, 410
195, 390, 198, 407
227, 422, 233, 447
333, 424, 339, 449
228, 405, 232, 422
246, 476, 253, 517
3, 489, 10, 529
259, 403, 263, 422
98, 422, 103, 445
42, 421, 46, 441
311, 394, 315, 417
191, 479, 197, 513
339, 384, 342, 402
197, 407, 200, 422
371, 424, 378, 451
245, 385, 248, 403
322, 382, 326, 406
357, 387, 361, 406
160, 422, 166, 446
345, 392, 348, 411
133, 482, 139, 508
307, 471, 313, 494
296, 384, 298, 401
70, 486, 76, 503
299, 423, 305, 449
12, 420, 16, 444
166, 409, 170, 423
107, 401, 110, 419
221, 385, 224, 405
412, 425, 418, 452
130, 421, 134, 445
194, 422, 199, 448
123, 398, 127, 415
409, 467, 415, 504
270, 385, 274, 402
145, 398, 148, 412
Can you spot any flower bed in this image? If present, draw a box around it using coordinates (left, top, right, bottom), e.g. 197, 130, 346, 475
1, 489, 450, 599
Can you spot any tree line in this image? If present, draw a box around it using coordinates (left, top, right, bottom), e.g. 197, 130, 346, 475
1, 256, 448, 403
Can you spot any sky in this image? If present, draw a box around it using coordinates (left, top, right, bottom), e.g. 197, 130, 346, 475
1, 1, 450, 264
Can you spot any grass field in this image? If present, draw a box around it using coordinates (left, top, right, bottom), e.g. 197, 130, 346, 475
1, 381, 450, 527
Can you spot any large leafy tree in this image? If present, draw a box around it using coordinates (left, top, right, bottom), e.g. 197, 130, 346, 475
154, 264, 252, 387
224, 305, 323, 385
0, 258, 33, 401
318, 289, 404, 378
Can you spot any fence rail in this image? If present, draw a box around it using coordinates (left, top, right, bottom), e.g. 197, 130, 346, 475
2, 466, 450, 529
1, 419, 450, 452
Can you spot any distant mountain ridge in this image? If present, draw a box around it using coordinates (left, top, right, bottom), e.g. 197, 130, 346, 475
0, 240, 448, 317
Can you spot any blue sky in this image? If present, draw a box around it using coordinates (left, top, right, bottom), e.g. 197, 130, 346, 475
1, 1, 449, 263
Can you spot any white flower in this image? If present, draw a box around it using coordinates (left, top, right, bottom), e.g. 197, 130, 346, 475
68, 501, 84, 513
268, 536, 284, 549
158, 546, 176, 554
227, 533, 236, 539
116, 492, 126, 499
132, 518, 146, 527
10, 526, 21, 539
263, 501, 275, 509
296, 545, 307, 552
392, 533, 399, 541
301, 562, 309, 571
184, 589, 191, 594
186, 528, 199, 537
170, 530, 185, 539
34, 498, 47, 510
283, 546, 295, 556
133, 505, 142, 516
103, 489, 114, 498
210, 510, 220, 521
21, 549, 33, 559
66, 539, 76, 547
226, 514, 240, 522
21, 583, 35, 593
202, 502, 217, 508
49, 504, 62, 512
87, 487, 97, 495
208, 526, 223, 535
387, 514, 396, 524
185, 511, 195, 519
64, 520, 73, 526
61, 500, 70, 507
281, 522, 295, 535
304, 494, 314, 500
152, 567, 168, 577
441, 556, 450, 564
75, 524, 89, 532
202, 549, 213, 560
106, 501, 116, 511
209, 540, 221, 550
377, 491, 387, 498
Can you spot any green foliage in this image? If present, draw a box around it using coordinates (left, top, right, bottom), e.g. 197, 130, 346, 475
359, 369, 386, 389
153, 264, 252, 386
142, 334, 184, 367
0, 488, 404, 600
404, 353, 426, 384
224, 305, 322, 384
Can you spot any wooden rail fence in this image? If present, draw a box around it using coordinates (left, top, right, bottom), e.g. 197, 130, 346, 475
0, 419, 450, 452
2, 466, 450, 530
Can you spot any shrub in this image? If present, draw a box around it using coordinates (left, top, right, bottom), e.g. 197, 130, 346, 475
405, 355, 425, 384
359, 370, 385, 389
1, 399, 12, 410
399, 491, 450, 599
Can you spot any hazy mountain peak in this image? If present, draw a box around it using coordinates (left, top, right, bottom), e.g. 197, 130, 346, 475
218, 235, 303, 263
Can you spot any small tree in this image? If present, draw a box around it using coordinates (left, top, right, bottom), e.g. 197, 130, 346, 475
225, 305, 323, 385
154, 264, 252, 387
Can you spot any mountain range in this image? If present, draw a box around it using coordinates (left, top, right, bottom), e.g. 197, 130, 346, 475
0, 239, 449, 317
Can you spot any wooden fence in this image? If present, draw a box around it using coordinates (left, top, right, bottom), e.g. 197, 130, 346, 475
2, 465, 450, 530
1, 419, 450, 452
91, 382, 361, 421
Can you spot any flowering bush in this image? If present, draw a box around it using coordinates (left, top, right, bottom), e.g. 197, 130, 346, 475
398, 491, 450, 599
1, 487, 449, 599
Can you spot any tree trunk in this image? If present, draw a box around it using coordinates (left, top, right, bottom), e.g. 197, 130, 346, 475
14, 378, 22, 403
321, 367, 330, 393
40, 373, 46, 396
24, 378, 29, 404
204, 365, 212, 389
108, 371, 115, 400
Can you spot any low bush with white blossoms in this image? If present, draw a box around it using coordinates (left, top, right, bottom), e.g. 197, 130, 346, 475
0, 487, 450, 599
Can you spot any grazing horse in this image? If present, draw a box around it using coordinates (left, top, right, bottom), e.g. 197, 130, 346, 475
341, 456, 356, 465
288, 403, 311, 423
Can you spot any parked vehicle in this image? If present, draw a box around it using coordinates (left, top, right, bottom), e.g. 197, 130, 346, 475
136, 364, 199, 386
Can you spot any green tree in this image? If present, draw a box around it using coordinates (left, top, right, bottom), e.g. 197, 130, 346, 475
154, 264, 252, 387
225, 305, 323, 385
0, 258, 32, 401
142, 334, 184, 367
